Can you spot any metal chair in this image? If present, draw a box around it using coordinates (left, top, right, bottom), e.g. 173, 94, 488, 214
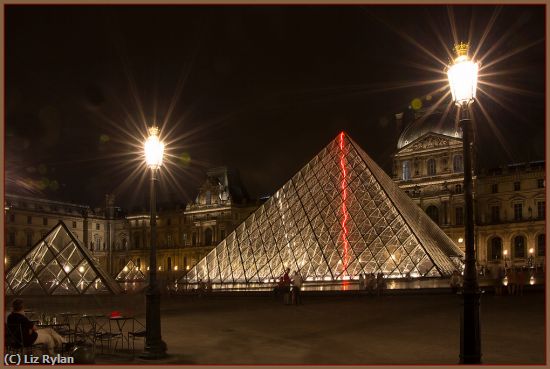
127, 318, 146, 356
5, 324, 45, 355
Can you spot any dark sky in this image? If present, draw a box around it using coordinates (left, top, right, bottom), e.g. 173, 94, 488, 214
5, 5, 545, 210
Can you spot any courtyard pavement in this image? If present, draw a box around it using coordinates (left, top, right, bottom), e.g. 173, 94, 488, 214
12, 288, 545, 365
28, 289, 542, 365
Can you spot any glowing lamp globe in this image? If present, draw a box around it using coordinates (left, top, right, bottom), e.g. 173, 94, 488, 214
447, 43, 478, 106
144, 126, 164, 169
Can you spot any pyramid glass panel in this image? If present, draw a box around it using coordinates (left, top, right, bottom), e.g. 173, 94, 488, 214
115, 260, 146, 282
182, 132, 464, 287
6, 222, 121, 295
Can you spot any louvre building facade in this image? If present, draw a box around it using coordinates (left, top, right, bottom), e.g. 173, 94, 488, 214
4, 111, 545, 288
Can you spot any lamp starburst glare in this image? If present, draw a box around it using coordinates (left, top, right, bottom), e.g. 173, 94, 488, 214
144, 126, 165, 169
447, 42, 479, 106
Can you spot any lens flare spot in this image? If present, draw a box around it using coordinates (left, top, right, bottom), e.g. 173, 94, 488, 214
411, 98, 423, 110
178, 152, 191, 167
49, 180, 59, 191
99, 134, 110, 143
38, 164, 48, 175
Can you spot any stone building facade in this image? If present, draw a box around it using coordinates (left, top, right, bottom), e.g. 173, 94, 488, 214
392, 109, 545, 269
4, 167, 259, 280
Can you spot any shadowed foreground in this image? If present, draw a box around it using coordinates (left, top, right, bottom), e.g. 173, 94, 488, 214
13, 291, 544, 364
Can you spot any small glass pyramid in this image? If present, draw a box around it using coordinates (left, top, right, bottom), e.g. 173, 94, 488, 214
115, 260, 146, 282
184, 132, 464, 285
6, 222, 121, 295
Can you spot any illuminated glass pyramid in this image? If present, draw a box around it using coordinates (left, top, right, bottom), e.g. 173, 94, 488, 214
6, 222, 121, 295
115, 260, 146, 282
185, 132, 464, 285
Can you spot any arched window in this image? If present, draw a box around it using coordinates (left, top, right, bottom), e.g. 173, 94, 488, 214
426, 206, 439, 224
537, 234, 545, 256
513, 235, 526, 258
489, 237, 502, 260
453, 155, 463, 173
402, 161, 411, 181
206, 191, 212, 205
205, 228, 213, 246
427, 159, 436, 176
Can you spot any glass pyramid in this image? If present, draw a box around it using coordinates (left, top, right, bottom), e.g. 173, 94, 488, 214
184, 132, 464, 285
6, 222, 121, 295
115, 260, 146, 282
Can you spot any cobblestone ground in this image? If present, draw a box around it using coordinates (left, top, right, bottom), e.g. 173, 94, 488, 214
13, 290, 545, 364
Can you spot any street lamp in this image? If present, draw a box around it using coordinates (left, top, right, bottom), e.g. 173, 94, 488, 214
141, 126, 167, 359
447, 42, 481, 364
503, 249, 509, 268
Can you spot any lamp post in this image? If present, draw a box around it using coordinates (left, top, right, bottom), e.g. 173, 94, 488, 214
503, 249, 509, 268
141, 126, 167, 359
446, 42, 481, 364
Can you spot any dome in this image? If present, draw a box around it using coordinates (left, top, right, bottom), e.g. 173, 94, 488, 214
397, 110, 462, 149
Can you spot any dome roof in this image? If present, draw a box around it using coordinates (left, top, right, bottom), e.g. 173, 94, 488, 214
397, 110, 462, 149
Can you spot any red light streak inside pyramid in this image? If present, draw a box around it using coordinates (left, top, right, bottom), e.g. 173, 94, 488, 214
339, 132, 349, 276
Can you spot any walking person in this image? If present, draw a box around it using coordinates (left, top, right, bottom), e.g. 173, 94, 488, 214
516, 267, 526, 296
7, 299, 67, 356
291, 270, 304, 305
358, 273, 365, 291
495, 265, 505, 296
376, 273, 387, 296
449, 270, 462, 294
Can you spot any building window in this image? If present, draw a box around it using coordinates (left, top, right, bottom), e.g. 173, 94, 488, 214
192, 232, 197, 246
537, 179, 545, 188
8, 231, 16, 246
491, 183, 498, 194
136, 258, 141, 270
402, 161, 411, 181
72, 221, 77, 228
182, 233, 187, 245
96, 223, 100, 230
167, 234, 173, 247
8, 213, 15, 223
453, 155, 463, 173
26, 231, 33, 248
220, 229, 226, 240
204, 228, 213, 246
167, 257, 172, 271
490, 205, 500, 223
206, 191, 212, 205
455, 184, 462, 194
134, 233, 141, 249
537, 234, 545, 256
167, 218, 171, 226
426, 206, 439, 224
489, 237, 502, 260
427, 159, 436, 176
42, 217, 48, 226
513, 235, 526, 258
27, 216, 32, 225
513, 203, 523, 221
514, 181, 520, 191
184, 256, 188, 270
537, 201, 545, 219
455, 207, 464, 226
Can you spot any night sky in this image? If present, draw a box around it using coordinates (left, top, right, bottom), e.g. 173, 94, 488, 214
5, 5, 545, 211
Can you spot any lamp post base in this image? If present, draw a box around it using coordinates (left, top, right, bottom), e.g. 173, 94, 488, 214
139, 341, 168, 360
459, 290, 482, 364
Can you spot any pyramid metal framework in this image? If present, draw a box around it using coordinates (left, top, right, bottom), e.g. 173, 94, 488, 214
115, 260, 146, 282
6, 222, 121, 295
184, 132, 464, 285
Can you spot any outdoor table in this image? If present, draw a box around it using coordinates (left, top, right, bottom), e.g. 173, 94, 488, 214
75, 314, 106, 347
108, 317, 133, 350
